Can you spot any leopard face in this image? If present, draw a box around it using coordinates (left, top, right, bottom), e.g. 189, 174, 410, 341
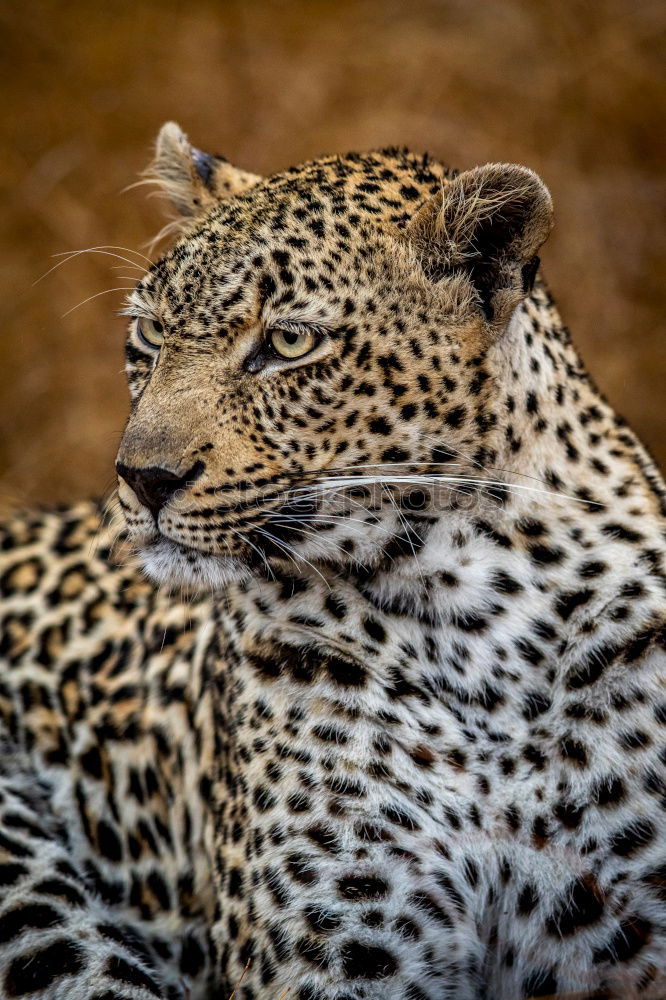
116, 124, 552, 589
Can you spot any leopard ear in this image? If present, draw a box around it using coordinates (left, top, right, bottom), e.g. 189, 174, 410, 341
407, 163, 553, 332
145, 121, 262, 220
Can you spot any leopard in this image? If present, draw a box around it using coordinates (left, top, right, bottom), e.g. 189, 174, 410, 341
1, 120, 665, 1000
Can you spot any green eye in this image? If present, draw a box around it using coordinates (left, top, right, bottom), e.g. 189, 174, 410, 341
270, 327, 316, 360
136, 318, 164, 349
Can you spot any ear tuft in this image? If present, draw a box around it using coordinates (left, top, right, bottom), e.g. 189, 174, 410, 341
151, 121, 201, 217
408, 163, 553, 330
143, 121, 262, 227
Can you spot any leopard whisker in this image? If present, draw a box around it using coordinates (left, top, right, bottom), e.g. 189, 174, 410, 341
227, 525, 275, 581
281, 452, 602, 506
252, 527, 332, 590
381, 482, 426, 585
34, 245, 150, 285
256, 509, 390, 534
420, 432, 581, 495
257, 517, 394, 569
285, 473, 599, 507
258, 514, 380, 563
258, 520, 352, 562
61, 286, 137, 318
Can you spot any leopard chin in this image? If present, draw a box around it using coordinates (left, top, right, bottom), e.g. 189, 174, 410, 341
140, 537, 251, 592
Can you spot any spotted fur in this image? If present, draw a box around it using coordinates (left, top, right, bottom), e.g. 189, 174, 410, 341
1, 122, 664, 998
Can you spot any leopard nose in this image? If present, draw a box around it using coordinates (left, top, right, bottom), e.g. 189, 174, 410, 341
116, 460, 204, 518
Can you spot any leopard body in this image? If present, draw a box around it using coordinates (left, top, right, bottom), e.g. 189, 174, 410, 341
0, 123, 664, 998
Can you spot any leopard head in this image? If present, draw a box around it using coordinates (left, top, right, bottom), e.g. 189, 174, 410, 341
116, 122, 552, 589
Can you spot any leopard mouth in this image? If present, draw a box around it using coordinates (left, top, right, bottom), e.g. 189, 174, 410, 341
130, 477, 393, 586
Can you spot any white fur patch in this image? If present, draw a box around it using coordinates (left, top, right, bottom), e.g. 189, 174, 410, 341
140, 537, 250, 593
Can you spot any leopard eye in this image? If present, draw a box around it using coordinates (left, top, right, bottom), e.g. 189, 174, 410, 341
269, 327, 316, 360
136, 317, 164, 349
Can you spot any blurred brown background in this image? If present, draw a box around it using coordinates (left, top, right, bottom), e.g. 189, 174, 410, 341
1, 0, 664, 508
